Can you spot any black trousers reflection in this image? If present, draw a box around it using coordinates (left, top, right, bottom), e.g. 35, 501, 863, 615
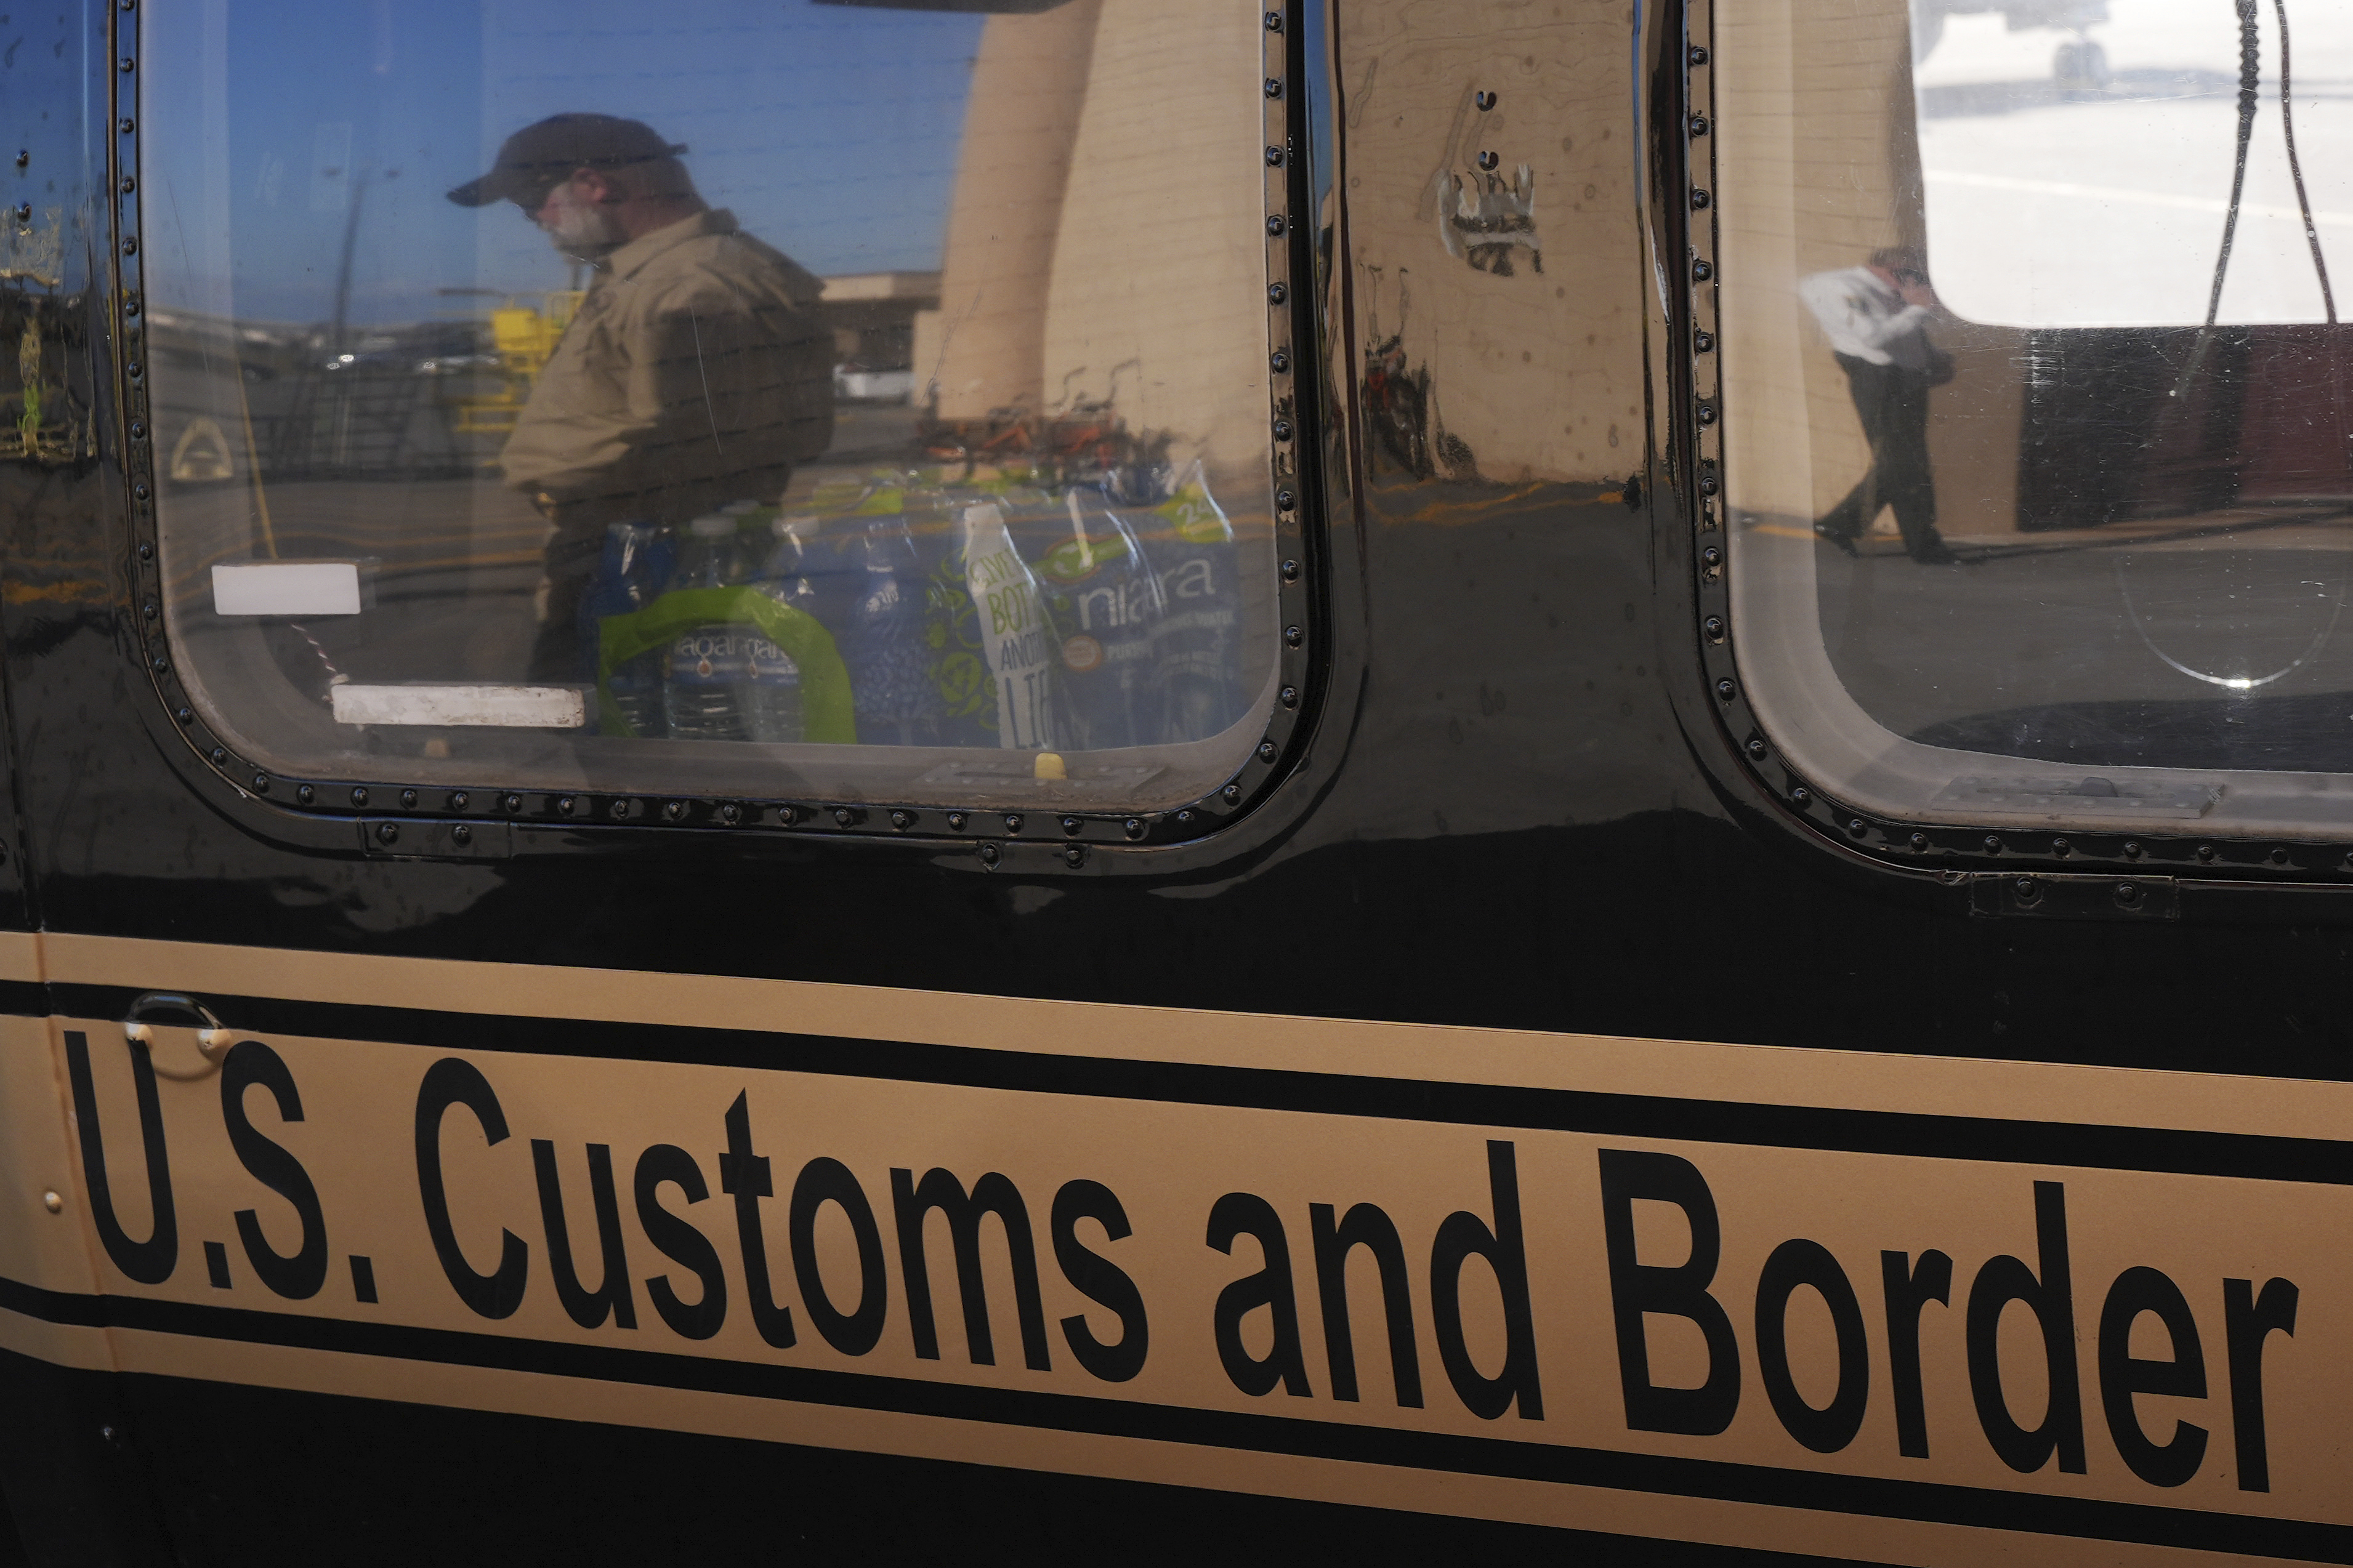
1817, 354, 1945, 560
528, 526, 604, 685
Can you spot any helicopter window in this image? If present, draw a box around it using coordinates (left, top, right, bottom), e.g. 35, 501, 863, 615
1716, 0, 2353, 840
139, 1, 1281, 813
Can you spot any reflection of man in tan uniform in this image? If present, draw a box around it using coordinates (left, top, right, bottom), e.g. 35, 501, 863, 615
448, 114, 833, 679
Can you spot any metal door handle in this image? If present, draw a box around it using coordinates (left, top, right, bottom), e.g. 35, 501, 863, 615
122, 992, 232, 1080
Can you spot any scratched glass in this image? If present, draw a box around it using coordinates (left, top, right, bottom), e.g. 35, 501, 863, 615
140, 1, 1279, 810
1718, 0, 2353, 839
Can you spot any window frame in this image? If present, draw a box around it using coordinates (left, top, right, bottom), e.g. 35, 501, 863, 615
1681, 0, 2353, 888
111, 0, 1335, 867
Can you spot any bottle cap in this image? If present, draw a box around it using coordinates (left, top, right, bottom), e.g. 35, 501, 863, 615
687, 513, 736, 537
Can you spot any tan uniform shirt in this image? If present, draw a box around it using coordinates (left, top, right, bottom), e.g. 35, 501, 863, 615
502, 209, 833, 528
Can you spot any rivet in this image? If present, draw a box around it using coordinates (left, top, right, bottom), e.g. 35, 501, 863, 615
501, 793, 522, 813
2014, 877, 2036, 899
890, 810, 915, 830
2270, 846, 2290, 866
100, 1426, 116, 1444
1700, 545, 1722, 569
118, 119, 135, 135
1264, 78, 1283, 99
118, 56, 134, 73
1695, 329, 1716, 353
1063, 844, 1086, 868
1745, 738, 1767, 758
452, 824, 472, 846
450, 790, 469, 811
1848, 818, 1868, 837
1270, 350, 1290, 374
947, 811, 967, 831
208, 747, 225, 766
119, 176, 134, 194
1475, 90, 1498, 110
1124, 818, 1145, 840
1266, 215, 1287, 236
1703, 614, 1725, 641
129, 421, 146, 441
140, 600, 156, 620
1698, 474, 1721, 497
11, 152, 24, 169
1689, 114, 1710, 137
1984, 835, 2003, 854
123, 297, 140, 317
1062, 815, 1082, 836
1714, 678, 1735, 701
1477, 151, 1499, 172
138, 542, 153, 561
1280, 685, 1299, 709
1281, 558, 1301, 582
1264, 10, 1281, 30
376, 822, 398, 845
121, 239, 137, 258
720, 803, 741, 824
1257, 739, 1278, 763
132, 483, 150, 503
1265, 146, 1285, 167
41, 1191, 60, 1214
251, 774, 268, 794
1691, 189, 1711, 211
1689, 44, 1710, 66
1790, 787, 1810, 806
11, 204, 28, 224
400, 789, 418, 809
609, 798, 630, 821
1269, 283, 1287, 305
1004, 813, 1024, 834
977, 842, 1002, 868
1276, 489, 1297, 510
664, 801, 685, 821
175, 707, 193, 725
2197, 843, 2216, 862
776, 805, 799, 826
2123, 840, 2143, 859
2115, 882, 2142, 907
1176, 810, 1195, 825
1692, 259, 1713, 282
2051, 836, 2070, 857
1695, 401, 1717, 426
1284, 625, 1304, 648
296, 784, 314, 805
1273, 418, 1294, 441
350, 787, 369, 808
1909, 831, 1928, 851
834, 806, 855, 827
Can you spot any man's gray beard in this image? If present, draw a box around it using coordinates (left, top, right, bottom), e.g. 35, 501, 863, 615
544, 203, 623, 263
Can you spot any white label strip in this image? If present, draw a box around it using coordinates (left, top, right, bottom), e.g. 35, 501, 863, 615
329, 685, 586, 729
211, 561, 363, 617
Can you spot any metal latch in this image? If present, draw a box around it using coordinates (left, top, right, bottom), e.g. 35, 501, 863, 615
1969, 873, 2177, 920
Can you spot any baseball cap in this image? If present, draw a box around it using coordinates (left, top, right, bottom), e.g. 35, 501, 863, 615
446, 113, 689, 208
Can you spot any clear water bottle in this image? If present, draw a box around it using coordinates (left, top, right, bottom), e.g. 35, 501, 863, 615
584, 520, 673, 738
1025, 488, 1165, 750
736, 632, 804, 744
840, 513, 949, 746
1146, 464, 1245, 742
961, 501, 1060, 750
662, 513, 755, 741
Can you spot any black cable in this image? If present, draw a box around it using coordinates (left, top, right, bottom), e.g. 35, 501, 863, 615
2274, 0, 2336, 322
2205, 0, 2262, 328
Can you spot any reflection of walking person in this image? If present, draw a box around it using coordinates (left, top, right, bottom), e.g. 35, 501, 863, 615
1799, 247, 1960, 565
